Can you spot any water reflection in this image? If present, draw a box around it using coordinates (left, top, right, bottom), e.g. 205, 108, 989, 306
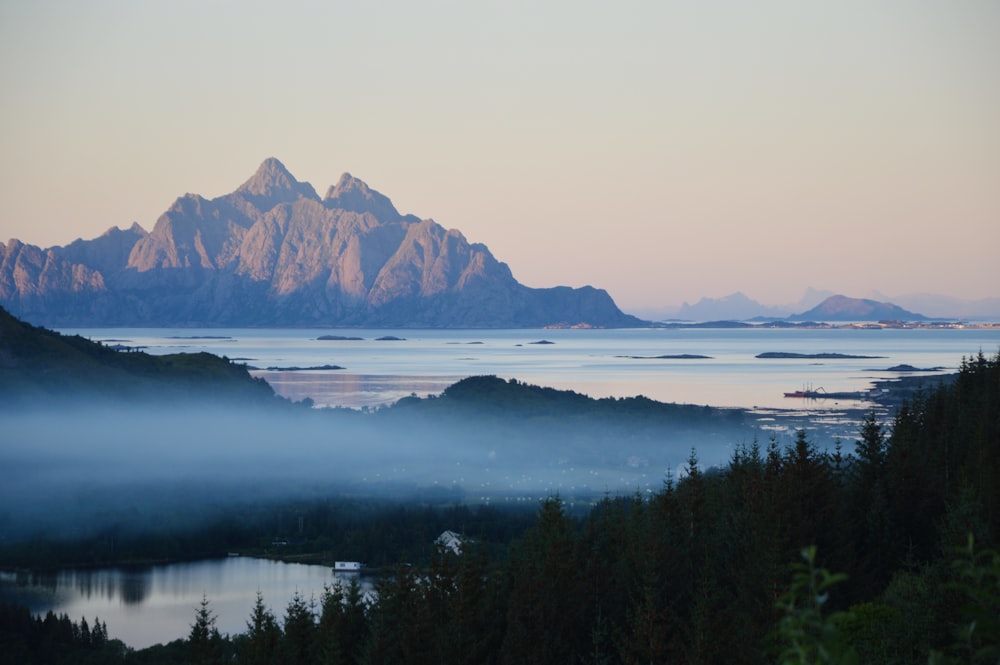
120, 571, 151, 605
0, 557, 371, 650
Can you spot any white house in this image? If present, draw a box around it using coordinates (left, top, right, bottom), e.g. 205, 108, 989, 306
436, 530, 464, 555
334, 561, 363, 572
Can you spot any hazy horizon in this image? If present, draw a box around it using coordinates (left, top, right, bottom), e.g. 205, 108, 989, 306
1, 1, 998, 310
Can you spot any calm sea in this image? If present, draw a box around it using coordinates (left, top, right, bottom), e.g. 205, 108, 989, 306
63, 325, 1000, 410
0, 558, 371, 650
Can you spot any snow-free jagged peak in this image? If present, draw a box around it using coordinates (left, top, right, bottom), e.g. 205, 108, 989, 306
323, 172, 401, 221
99, 222, 147, 239
0, 158, 644, 327
236, 157, 318, 201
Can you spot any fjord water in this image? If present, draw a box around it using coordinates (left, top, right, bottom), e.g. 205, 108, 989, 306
0, 558, 371, 650
64, 326, 1000, 410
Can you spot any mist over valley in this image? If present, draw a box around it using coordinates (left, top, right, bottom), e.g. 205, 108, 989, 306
0, 377, 757, 549
4, 305, 994, 556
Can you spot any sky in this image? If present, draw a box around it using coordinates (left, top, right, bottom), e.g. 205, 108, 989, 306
1, 0, 998, 312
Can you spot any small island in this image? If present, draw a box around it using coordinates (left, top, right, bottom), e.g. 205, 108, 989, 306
167, 335, 234, 340
317, 335, 364, 341
756, 352, 885, 359
616, 354, 713, 360
259, 364, 345, 371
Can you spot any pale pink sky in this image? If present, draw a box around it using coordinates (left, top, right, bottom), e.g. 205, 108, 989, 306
1, 0, 998, 311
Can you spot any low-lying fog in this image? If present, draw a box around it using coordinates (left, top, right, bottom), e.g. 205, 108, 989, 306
0, 398, 756, 543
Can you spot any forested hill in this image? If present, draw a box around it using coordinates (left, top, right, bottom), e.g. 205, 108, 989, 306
386, 374, 751, 449
370, 375, 755, 478
0, 305, 279, 406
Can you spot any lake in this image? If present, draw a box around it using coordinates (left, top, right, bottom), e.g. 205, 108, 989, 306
62, 325, 1000, 411
0, 557, 373, 650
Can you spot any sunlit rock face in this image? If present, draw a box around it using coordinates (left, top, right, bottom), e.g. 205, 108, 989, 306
0, 158, 641, 328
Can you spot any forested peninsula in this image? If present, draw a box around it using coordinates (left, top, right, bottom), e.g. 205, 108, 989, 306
0, 306, 280, 406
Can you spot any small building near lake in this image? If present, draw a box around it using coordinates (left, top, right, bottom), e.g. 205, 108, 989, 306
334, 561, 363, 572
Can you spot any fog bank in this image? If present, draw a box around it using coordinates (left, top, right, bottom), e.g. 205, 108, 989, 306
0, 397, 751, 543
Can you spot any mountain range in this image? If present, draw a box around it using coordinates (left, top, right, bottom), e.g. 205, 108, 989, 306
0, 159, 642, 328
659, 290, 998, 323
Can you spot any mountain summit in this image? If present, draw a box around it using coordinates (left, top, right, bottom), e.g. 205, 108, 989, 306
324, 172, 403, 221
236, 157, 320, 203
0, 160, 642, 328
789, 295, 927, 322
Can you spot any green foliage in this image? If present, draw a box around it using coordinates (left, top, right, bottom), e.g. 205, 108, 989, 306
773, 546, 858, 665
838, 602, 905, 664
948, 535, 1000, 664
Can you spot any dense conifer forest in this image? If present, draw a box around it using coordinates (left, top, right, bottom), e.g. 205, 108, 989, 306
2, 351, 997, 664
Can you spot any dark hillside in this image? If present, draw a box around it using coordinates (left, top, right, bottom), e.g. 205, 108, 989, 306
382, 375, 753, 471
395, 374, 746, 428
0, 306, 279, 406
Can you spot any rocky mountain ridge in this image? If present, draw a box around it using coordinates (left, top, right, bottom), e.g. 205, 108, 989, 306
1, 159, 642, 328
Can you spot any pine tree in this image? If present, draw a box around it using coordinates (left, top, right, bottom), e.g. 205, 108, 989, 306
363, 564, 427, 665
91, 616, 107, 647
281, 590, 317, 665
245, 591, 281, 665
316, 578, 369, 665
847, 411, 896, 593
579, 496, 633, 664
316, 584, 347, 665
189, 595, 223, 665
781, 430, 839, 566
501, 496, 585, 664
79, 615, 91, 646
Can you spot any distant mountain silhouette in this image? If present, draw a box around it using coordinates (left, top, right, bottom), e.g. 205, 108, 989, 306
789, 295, 927, 322
1, 158, 643, 328
638, 287, 836, 322
675, 292, 793, 321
